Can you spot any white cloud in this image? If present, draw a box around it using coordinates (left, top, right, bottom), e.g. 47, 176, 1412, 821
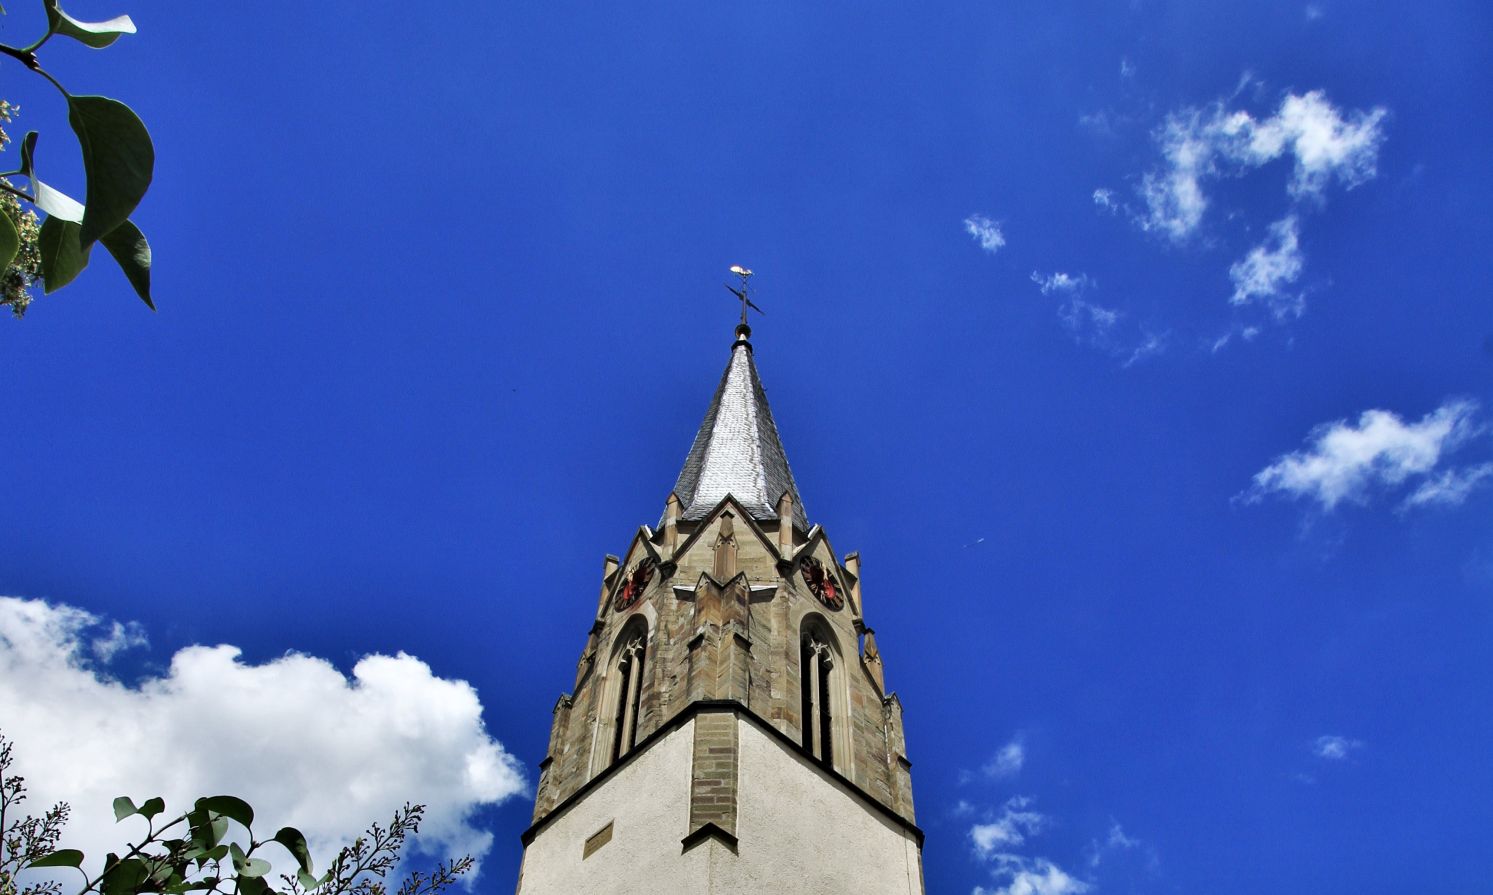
1059, 298, 1121, 337
0, 597, 526, 877
1229, 215, 1305, 316
1104, 823, 1139, 850
1119, 57, 1135, 79
91, 619, 149, 663
1313, 735, 1364, 760
1138, 109, 1216, 240
1305, 4, 1325, 20
1244, 398, 1488, 511
965, 214, 1007, 254
1253, 92, 1387, 199
1030, 271, 1091, 295
965, 798, 1123, 895
1091, 188, 1119, 213
1060, 297, 1155, 365
969, 797, 1047, 858
982, 738, 1026, 780
973, 861, 1089, 895
1402, 462, 1493, 509
1209, 324, 1263, 354
1135, 90, 1386, 242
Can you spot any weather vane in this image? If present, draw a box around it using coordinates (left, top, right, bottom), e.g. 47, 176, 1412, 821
725, 265, 764, 328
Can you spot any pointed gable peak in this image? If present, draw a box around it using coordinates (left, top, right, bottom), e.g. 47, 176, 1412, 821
668, 327, 808, 530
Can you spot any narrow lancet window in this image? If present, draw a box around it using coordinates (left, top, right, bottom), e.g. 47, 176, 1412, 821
610, 634, 645, 762
800, 632, 834, 766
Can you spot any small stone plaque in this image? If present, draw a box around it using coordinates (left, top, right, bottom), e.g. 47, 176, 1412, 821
583, 821, 613, 859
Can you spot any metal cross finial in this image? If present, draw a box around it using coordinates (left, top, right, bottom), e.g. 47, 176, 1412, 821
725, 265, 764, 328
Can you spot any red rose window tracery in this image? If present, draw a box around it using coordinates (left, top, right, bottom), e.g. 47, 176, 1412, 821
614, 557, 656, 612
799, 557, 843, 610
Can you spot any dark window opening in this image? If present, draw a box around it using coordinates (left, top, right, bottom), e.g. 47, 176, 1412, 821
610, 637, 645, 763
799, 633, 834, 766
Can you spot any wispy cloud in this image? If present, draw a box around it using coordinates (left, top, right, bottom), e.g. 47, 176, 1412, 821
1242, 398, 1491, 511
90, 618, 148, 663
1208, 325, 1262, 354
1229, 215, 1305, 317
982, 737, 1027, 780
1131, 90, 1386, 242
1313, 735, 1364, 760
1030, 271, 1167, 367
1059, 298, 1122, 341
970, 797, 1047, 856
1121, 331, 1168, 368
1248, 91, 1387, 199
1031, 271, 1092, 295
1403, 462, 1493, 509
1085, 822, 1157, 871
965, 214, 1008, 254
1093, 86, 1387, 330
968, 798, 1089, 895
972, 861, 1089, 895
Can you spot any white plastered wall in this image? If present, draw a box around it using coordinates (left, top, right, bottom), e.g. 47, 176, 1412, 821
517, 718, 696, 895
517, 712, 923, 895
716, 718, 924, 895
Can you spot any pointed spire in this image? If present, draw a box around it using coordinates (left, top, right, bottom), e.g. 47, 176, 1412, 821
667, 322, 809, 530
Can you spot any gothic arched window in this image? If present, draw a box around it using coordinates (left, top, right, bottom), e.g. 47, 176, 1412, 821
799, 619, 839, 768
608, 619, 648, 763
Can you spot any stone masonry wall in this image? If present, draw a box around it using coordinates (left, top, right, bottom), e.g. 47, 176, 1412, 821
532, 499, 915, 828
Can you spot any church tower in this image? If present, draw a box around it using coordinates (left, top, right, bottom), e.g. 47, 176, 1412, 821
514, 299, 924, 894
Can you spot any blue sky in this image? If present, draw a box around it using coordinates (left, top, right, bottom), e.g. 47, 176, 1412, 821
2, 2, 1491, 893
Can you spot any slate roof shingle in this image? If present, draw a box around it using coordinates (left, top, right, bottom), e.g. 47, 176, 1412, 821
667, 337, 809, 530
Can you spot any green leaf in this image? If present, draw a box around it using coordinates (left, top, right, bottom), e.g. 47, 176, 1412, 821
45, 0, 137, 48
38, 215, 90, 293
101, 857, 149, 895
99, 219, 152, 308
0, 210, 18, 271
185, 813, 209, 855
272, 828, 313, 874
187, 809, 228, 852
147, 856, 178, 885
19, 131, 37, 177
26, 849, 85, 869
66, 95, 153, 248
238, 875, 270, 895
228, 842, 247, 871
196, 796, 254, 829
113, 796, 139, 821
239, 858, 273, 880
138, 796, 167, 820
296, 869, 319, 892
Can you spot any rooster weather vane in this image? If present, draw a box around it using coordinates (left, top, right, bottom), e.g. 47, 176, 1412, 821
725, 265, 764, 328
